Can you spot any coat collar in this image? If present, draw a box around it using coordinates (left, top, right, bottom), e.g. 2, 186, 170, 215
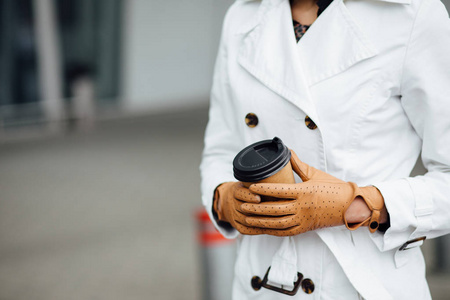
236, 0, 395, 123
237, 0, 411, 6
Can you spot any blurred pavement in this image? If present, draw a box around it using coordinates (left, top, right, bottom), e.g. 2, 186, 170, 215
0, 108, 207, 300
0, 107, 449, 299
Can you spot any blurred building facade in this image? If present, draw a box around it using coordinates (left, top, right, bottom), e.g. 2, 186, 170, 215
0, 0, 233, 129
3, 0, 450, 128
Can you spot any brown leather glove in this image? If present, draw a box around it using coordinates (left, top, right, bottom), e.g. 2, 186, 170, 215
213, 181, 266, 234
237, 150, 385, 236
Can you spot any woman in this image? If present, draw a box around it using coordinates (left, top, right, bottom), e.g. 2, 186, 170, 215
200, 0, 450, 298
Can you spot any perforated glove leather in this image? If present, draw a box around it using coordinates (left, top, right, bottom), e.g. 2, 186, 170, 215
237, 150, 385, 236
213, 181, 266, 234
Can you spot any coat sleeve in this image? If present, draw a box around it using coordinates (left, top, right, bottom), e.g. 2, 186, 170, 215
370, 0, 450, 253
199, 4, 243, 239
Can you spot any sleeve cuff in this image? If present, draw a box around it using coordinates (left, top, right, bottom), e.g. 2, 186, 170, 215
369, 178, 420, 251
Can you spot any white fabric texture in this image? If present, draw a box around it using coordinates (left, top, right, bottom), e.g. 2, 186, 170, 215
267, 237, 298, 288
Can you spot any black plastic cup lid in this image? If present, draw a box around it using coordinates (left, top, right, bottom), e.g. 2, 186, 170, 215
233, 137, 291, 182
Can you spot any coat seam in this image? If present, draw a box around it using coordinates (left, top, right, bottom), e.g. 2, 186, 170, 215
398, 0, 428, 95
343, 76, 385, 182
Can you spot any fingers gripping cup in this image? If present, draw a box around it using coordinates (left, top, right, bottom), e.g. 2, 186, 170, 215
233, 137, 295, 188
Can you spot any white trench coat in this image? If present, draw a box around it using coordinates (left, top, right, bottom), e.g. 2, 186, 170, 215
200, 0, 450, 299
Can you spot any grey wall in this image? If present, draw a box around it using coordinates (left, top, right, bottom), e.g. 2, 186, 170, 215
122, 0, 233, 113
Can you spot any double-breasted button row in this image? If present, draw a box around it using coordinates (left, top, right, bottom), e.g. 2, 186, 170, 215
250, 274, 315, 295
245, 112, 317, 131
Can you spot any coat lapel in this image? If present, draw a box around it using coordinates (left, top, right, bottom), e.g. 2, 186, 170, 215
238, 0, 319, 121
297, 0, 379, 86
237, 0, 386, 122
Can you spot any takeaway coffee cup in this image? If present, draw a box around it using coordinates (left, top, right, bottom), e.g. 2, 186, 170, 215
233, 137, 295, 188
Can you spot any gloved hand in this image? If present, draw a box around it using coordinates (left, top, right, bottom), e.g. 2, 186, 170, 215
213, 181, 269, 235
237, 150, 386, 236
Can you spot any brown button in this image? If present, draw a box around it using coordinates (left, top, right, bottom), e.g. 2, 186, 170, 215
245, 113, 259, 128
301, 278, 315, 294
305, 116, 317, 130
251, 276, 262, 291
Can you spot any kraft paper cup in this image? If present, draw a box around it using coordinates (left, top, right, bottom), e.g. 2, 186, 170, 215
233, 137, 295, 189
